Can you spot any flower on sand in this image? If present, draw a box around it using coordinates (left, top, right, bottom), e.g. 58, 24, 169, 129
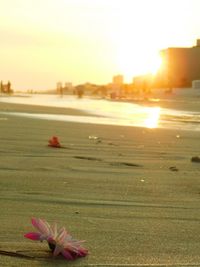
48, 136, 61, 148
24, 217, 53, 241
24, 217, 88, 260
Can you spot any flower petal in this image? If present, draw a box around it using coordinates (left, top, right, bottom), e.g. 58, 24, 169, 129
51, 223, 57, 237
57, 227, 67, 243
61, 249, 74, 260
78, 248, 88, 256
53, 245, 63, 257
24, 232, 41, 240
31, 217, 50, 236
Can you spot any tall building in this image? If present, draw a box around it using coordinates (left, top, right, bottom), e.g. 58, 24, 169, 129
112, 75, 124, 86
109, 74, 124, 98
156, 40, 200, 88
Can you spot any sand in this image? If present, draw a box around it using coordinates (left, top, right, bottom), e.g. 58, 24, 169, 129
0, 100, 200, 266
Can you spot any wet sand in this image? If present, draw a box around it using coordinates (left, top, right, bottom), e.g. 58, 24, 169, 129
1, 101, 200, 266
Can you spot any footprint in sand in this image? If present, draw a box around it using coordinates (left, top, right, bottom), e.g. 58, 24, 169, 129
169, 166, 179, 172
74, 156, 142, 168
110, 162, 142, 167
74, 156, 102, 161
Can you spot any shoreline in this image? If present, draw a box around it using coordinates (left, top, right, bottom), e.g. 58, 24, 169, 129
1, 97, 200, 132
2, 87, 200, 112
0, 101, 91, 116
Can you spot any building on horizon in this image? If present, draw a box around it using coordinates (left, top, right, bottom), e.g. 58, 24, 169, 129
56, 81, 74, 95
112, 74, 124, 86
132, 73, 154, 94
110, 74, 124, 98
0, 81, 13, 94
156, 39, 200, 88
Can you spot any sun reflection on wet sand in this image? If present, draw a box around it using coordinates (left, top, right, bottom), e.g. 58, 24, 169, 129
144, 107, 160, 128
1, 94, 200, 131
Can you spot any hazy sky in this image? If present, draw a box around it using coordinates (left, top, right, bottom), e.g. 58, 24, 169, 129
1, 0, 200, 90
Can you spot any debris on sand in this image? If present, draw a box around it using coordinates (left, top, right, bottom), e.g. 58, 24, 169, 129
169, 166, 179, 172
48, 136, 62, 148
191, 156, 200, 163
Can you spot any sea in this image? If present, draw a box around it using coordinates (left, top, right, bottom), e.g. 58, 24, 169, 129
1, 91, 200, 131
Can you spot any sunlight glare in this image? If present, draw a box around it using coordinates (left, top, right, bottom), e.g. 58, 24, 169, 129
144, 107, 160, 129
150, 54, 163, 75
117, 47, 163, 82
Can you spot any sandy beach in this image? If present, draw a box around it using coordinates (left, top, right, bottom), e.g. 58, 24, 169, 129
1, 100, 200, 266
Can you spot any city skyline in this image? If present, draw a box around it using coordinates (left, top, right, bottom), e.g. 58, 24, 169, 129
1, 0, 200, 90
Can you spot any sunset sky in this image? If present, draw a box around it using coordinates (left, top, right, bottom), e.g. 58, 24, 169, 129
1, 0, 200, 90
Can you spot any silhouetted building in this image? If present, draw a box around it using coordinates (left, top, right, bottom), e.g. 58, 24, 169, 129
133, 74, 153, 93
110, 74, 124, 98
156, 39, 200, 88
112, 74, 124, 86
0, 81, 13, 94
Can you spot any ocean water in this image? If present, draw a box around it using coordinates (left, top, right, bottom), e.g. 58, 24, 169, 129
1, 94, 200, 131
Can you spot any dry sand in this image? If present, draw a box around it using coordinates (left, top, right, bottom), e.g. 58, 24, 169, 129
0, 101, 200, 266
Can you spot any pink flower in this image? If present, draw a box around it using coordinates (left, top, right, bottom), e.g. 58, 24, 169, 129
49, 227, 88, 260
24, 217, 54, 241
24, 217, 88, 260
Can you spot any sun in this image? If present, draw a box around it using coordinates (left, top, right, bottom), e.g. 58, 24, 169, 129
150, 54, 163, 74
116, 46, 162, 82
110, 1, 165, 83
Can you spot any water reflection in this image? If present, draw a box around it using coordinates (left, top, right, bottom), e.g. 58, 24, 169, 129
144, 107, 160, 128
0, 94, 161, 129
1, 94, 200, 131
